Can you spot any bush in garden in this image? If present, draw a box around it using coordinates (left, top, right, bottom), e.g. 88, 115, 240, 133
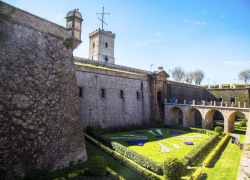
156, 118, 163, 124
88, 156, 107, 176
214, 126, 223, 135
86, 125, 94, 134
240, 120, 247, 127
163, 158, 184, 180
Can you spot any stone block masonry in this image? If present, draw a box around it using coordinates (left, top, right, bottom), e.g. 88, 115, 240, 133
75, 58, 153, 129
0, 2, 87, 179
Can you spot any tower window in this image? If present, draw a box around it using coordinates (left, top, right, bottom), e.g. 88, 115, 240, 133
101, 89, 105, 98
105, 42, 108, 48
137, 92, 140, 100
78, 87, 83, 97
93, 43, 95, 48
120, 90, 124, 99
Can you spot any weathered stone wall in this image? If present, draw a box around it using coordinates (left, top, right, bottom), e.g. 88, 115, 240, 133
208, 88, 250, 108
0, 2, 87, 179
75, 58, 153, 129
167, 80, 216, 104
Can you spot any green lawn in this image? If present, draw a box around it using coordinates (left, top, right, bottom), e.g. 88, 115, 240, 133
201, 137, 243, 180
39, 141, 142, 180
104, 128, 209, 162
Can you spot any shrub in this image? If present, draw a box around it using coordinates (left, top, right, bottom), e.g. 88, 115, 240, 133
84, 134, 161, 179
68, 172, 78, 179
214, 126, 223, 135
182, 133, 218, 166
88, 156, 107, 176
86, 125, 94, 134
163, 158, 184, 180
156, 118, 163, 124
111, 141, 162, 174
203, 134, 230, 167
190, 168, 202, 180
240, 120, 247, 127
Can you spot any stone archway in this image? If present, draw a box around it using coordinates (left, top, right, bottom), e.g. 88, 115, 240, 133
204, 109, 224, 130
185, 108, 201, 127
169, 107, 183, 125
227, 111, 247, 132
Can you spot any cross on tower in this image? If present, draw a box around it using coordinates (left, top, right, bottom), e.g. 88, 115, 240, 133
96, 7, 110, 30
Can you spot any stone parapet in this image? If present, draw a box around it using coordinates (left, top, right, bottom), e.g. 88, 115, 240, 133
167, 80, 206, 89
74, 57, 151, 75
0, 1, 67, 39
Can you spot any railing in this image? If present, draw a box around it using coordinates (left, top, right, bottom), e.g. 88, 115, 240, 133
164, 99, 249, 109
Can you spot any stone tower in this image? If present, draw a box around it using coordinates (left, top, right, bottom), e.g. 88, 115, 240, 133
88, 29, 116, 64
65, 9, 83, 49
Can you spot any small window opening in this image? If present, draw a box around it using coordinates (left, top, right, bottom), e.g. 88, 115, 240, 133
105, 42, 108, 48
93, 43, 95, 48
206, 98, 210, 102
78, 87, 83, 97
157, 91, 162, 102
218, 98, 222, 102
120, 90, 124, 99
230, 98, 235, 103
137, 92, 140, 100
101, 89, 105, 98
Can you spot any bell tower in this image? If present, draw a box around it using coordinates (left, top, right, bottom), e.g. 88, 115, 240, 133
65, 9, 83, 50
88, 29, 115, 64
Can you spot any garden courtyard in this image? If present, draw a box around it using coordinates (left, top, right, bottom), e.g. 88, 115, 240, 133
33, 124, 246, 180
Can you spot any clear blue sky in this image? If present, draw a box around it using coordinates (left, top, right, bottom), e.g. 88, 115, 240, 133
4, 0, 250, 85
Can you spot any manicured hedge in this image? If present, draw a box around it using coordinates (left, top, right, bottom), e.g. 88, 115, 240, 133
189, 168, 202, 180
182, 133, 218, 167
84, 134, 163, 180
203, 134, 230, 167
106, 167, 126, 180
111, 141, 163, 174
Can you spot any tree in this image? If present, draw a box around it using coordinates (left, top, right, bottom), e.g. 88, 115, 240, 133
238, 69, 250, 84
185, 72, 194, 84
193, 70, 204, 85
171, 67, 185, 82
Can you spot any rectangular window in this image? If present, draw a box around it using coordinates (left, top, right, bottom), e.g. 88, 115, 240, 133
120, 90, 124, 99
78, 87, 83, 97
137, 92, 140, 100
101, 89, 105, 98
93, 42, 95, 48
105, 42, 108, 48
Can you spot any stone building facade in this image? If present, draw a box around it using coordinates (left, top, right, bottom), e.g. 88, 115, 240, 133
75, 58, 154, 128
0, 2, 87, 179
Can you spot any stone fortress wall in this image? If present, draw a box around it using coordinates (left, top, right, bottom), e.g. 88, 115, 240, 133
0, 2, 87, 179
167, 80, 216, 103
74, 57, 153, 129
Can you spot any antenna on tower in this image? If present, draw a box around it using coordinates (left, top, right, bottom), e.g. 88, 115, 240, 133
96, 7, 110, 30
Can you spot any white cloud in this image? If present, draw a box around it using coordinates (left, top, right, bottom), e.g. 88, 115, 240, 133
220, 14, 224, 18
154, 32, 162, 37
193, 21, 207, 25
201, 10, 208, 14
56, 14, 63, 21
183, 19, 206, 25
221, 61, 250, 66
136, 39, 160, 47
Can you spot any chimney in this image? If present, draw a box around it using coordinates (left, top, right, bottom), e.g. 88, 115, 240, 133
158, 66, 163, 72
